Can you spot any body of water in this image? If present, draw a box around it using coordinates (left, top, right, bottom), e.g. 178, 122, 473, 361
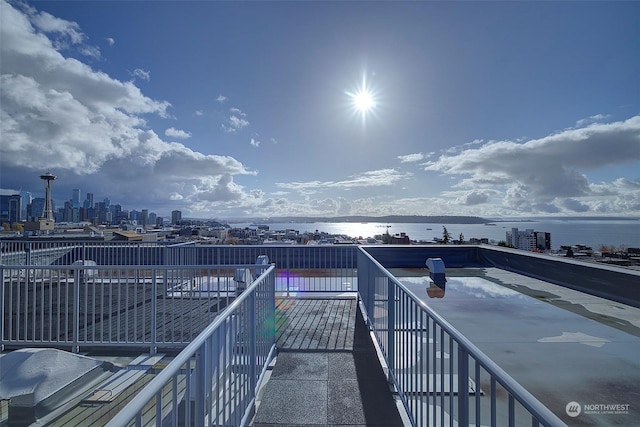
234, 218, 640, 250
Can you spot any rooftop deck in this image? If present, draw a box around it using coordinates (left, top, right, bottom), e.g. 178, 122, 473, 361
2, 242, 639, 426
252, 296, 406, 426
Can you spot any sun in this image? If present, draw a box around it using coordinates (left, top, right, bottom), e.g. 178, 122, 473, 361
353, 89, 375, 113
347, 75, 377, 120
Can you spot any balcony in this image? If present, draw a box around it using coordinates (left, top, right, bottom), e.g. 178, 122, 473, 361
1, 241, 639, 426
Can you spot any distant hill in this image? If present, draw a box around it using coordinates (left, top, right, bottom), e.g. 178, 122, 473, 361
253, 215, 491, 224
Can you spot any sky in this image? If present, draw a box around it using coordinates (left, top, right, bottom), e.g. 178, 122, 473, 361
1, 0, 639, 220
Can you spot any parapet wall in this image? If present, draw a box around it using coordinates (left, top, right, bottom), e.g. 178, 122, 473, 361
362, 245, 483, 268
362, 244, 639, 308
478, 246, 640, 309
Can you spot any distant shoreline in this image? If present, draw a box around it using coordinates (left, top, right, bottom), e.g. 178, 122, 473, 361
224, 215, 639, 225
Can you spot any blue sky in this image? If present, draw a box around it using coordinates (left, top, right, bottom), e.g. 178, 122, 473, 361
1, 0, 639, 219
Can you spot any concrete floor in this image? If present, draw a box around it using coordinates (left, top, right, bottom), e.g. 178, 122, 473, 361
252, 297, 406, 426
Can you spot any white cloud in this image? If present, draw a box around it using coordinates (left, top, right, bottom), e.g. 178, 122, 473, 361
229, 115, 249, 128
220, 107, 250, 133
397, 153, 425, 163
250, 138, 260, 147
194, 110, 204, 116
276, 169, 412, 194
131, 68, 150, 81
19, 3, 102, 59
575, 114, 610, 128
442, 190, 495, 206
29, 8, 85, 44
222, 113, 250, 133
216, 95, 227, 103
424, 116, 640, 214
334, 169, 413, 188
0, 4, 170, 119
165, 127, 192, 139
560, 198, 590, 212
0, 1, 257, 213
105, 37, 115, 46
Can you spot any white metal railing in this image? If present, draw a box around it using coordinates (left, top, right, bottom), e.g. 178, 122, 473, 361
1, 263, 271, 353
104, 265, 276, 427
0, 240, 166, 266
1, 241, 572, 426
357, 248, 566, 427
0, 240, 358, 292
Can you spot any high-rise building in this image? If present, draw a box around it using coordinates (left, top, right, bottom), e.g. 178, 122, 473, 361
141, 209, 149, 227
148, 212, 157, 227
8, 194, 22, 224
84, 192, 94, 209
171, 210, 182, 225
63, 200, 74, 222
23, 192, 32, 220
72, 189, 81, 209
506, 228, 551, 251
0, 195, 10, 223
28, 198, 45, 221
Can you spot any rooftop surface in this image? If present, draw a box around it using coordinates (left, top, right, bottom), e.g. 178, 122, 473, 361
394, 267, 640, 426
2, 251, 639, 426
252, 297, 406, 426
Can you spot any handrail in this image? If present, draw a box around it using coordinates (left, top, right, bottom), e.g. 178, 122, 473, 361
1, 263, 273, 352
104, 265, 276, 427
357, 247, 566, 426
1, 242, 581, 425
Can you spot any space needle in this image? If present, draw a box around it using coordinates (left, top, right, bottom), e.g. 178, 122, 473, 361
39, 171, 57, 221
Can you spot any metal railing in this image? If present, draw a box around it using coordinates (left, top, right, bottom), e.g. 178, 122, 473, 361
0, 240, 167, 266
1, 241, 573, 426
357, 248, 566, 427
1, 263, 272, 353
104, 265, 276, 427
1, 240, 358, 293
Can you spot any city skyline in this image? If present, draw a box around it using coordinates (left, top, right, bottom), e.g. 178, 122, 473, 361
1, 1, 639, 219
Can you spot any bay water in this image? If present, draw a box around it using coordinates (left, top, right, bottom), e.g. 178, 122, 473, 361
234, 218, 640, 250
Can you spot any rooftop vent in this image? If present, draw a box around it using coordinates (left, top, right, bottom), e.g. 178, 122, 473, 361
425, 257, 446, 298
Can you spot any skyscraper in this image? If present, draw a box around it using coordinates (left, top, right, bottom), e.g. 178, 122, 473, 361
171, 210, 182, 225
84, 192, 94, 209
8, 194, 22, 224
72, 189, 81, 209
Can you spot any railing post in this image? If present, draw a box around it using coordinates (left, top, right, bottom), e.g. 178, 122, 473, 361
286, 248, 291, 294
1, 265, 4, 352
150, 268, 157, 355
195, 343, 206, 427
458, 346, 470, 426
73, 266, 81, 353
249, 290, 257, 394
387, 277, 395, 384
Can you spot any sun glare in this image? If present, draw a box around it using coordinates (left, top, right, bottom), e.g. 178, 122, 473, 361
347, 75, 377, 121
353, 89, 374, 113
